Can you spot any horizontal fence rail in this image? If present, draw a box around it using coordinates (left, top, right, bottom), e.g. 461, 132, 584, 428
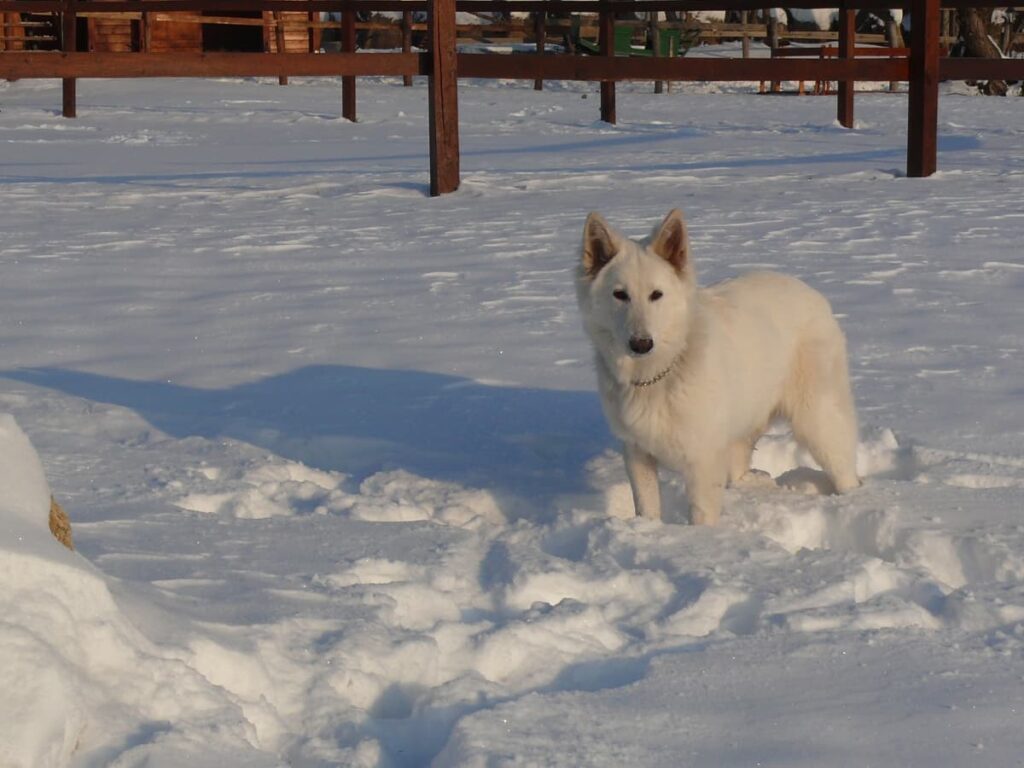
457, 55, 914, 81
0, 0, 1008, 9
2, 0, 1023, 193
0, 52, 932, 81
0, 51, 427, 76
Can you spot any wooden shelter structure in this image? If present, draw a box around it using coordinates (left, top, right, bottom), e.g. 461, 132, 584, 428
1, 6, 318, 52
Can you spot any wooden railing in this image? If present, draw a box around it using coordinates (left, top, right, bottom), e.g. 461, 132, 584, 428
1, 0, 1023, 194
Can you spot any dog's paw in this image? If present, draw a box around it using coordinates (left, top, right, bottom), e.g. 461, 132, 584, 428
776, 467, 835, 495
733, 469, 777, 490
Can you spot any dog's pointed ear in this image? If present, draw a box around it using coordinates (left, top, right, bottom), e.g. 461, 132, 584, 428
651, 209, 690, 274
582, 212, 618, 278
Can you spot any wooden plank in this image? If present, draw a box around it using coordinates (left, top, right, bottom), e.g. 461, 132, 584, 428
837, 5, 854, 128
402, 9, 412, 86
907, 0, 939, 177
0, 50, 927, 85
428, 0, 459, 195
77, 12, 143, 20
16, 1, 424, 11
650, 11, 663, 93
3, 0, 1003, 15
10, 25, 1020, 87
62, 0, 77, 117
149, 10, 201, 51
0, 2, 62, 11
941, 58, 1024, 80
341, 7, 355, 120
454, 0, 933, 12
3, 12, 14, 50
533, 10, 544, 91
598, 4, 614, 124
771, 45, 907, 57
274, 11, 287, 83
0, 51, 427, 78
456, 53, 909, 82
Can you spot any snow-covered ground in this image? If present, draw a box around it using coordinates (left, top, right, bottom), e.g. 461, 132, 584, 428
1, 70, 1023, 767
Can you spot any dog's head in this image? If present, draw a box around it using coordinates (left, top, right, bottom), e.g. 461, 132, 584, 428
576, 209, 698, 381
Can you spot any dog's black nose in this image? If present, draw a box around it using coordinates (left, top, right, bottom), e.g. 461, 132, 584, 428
629, 336, 654, 355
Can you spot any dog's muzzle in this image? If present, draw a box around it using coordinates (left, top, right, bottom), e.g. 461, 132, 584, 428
629, 336, 654, 355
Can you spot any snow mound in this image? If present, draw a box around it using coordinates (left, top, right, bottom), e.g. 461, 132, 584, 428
0, 413, 53, 531
0, 415, 271, 768
176, 460, 505, 527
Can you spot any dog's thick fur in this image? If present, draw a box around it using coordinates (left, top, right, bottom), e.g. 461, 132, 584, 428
576, 209, 860, 525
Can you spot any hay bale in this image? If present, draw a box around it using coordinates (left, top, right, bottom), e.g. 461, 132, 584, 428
48, 495, 74, 551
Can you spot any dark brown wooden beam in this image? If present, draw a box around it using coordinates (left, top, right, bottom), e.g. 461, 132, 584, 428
457, 53, 910, 82
940, 58, 1024, 80
907, 0, 939, 177
428, 0, 459, 196
452, 0, 991, 11
61, 0, 77, 117
0, 52, 427, 79
341, 7, 356, 121
12, 51, 1023, 87
837, 5, 855, 128
32, 0, 427, 11
533, 10, 545, 91
1, 51, 939, 85
0, 0, 1011, 14
598, 4, 614, 124
0, 1, 62, 10
274, 10, 288, 85
402, 9, 413, 86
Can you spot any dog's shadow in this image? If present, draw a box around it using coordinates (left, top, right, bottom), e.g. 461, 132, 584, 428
3, 365, 611, 521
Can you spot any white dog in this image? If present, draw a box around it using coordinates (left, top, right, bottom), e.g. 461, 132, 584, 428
576, 209, 860, 525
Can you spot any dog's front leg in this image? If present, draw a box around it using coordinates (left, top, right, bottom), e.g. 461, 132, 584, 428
684, 456, 727, 526
624, 443, 661, 520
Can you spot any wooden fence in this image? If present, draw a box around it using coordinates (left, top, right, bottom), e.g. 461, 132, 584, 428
1, 0, 1023, 194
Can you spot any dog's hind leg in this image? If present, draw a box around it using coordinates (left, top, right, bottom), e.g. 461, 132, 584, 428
728, 435, 774, 489
787, 341, 861, 494
727, 439, 753, 486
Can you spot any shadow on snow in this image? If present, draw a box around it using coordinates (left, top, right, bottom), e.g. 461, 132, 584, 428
3, 364, 612, 517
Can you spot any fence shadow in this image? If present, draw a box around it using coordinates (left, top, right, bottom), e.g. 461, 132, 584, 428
4, 365, 611, 516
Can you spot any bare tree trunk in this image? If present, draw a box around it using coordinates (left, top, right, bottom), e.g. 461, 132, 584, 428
957, 7, 1007, 95
886, 15, 904, 92
886, 16, 904, 48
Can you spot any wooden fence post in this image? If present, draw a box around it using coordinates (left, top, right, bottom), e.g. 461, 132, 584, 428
141, 11, 152, 52
741, 10, 750, 58
61, 0, 77, 117
274, 11, 288, 85
534, 12, 546, 91
837, 3, 855, 128
342, 7, 356, 121
599, 2, 615, 124
908, 0, 939, 177
650, 12, 663, 93
428, 0, 459, 195
402, 10, 413, 86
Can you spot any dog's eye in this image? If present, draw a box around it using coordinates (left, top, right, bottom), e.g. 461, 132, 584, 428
612, 289, 630, 302
650, 290, 663, 301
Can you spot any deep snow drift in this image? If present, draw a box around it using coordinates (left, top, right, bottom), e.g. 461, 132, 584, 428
1, 68, 1023, 767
